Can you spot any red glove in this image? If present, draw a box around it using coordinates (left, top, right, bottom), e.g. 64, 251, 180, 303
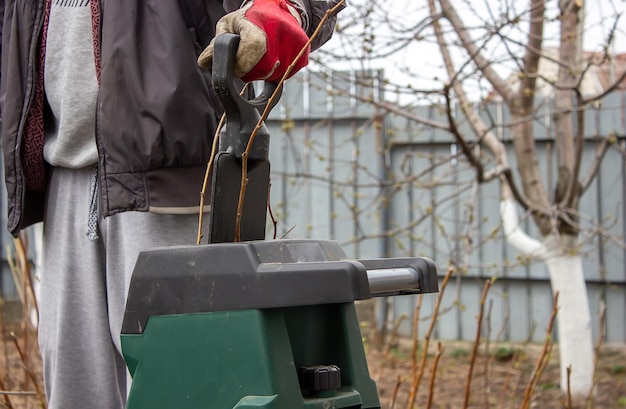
198, 0, 310, 83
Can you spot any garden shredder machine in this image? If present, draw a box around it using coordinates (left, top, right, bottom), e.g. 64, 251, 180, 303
120, 34, 439, 409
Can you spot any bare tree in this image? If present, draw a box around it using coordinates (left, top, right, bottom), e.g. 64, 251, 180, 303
313, 0, 625, 396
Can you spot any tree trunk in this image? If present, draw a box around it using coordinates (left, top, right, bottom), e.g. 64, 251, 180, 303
543, 236, 594, 396
501, 198, 594, 395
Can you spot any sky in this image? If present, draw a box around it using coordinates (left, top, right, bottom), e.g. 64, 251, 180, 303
316, 0, 626, 102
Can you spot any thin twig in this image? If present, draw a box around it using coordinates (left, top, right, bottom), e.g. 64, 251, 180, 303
497, 372, 513, 409
389, 375, 403, 409
411, 294, 424, 381
266, 182, 278, 239
521, 291, 559, 409
0, 377, 16, 409
6, 247, 25, 307
586, 301, 607, 408
16, 234, 39, 325
375, 314, 407, 381
426, 342, 444, 409
566, 365, 573, 409
534, 342, 554, 393
279, 225, 297, 239
196, 113, 226, 245
406, 267, 454, 409
1, 296, 9, 379
483, 298, 494, 409
463, 277, 495, 409
0, 390, 37, 396
9, 332, 46, 405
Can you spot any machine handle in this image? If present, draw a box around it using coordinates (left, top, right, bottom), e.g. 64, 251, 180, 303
367, 267, 420, 295
212, 33, 282, 157
359, 257, 439, 295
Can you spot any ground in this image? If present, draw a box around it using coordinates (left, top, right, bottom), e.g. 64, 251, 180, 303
365, 339, 626, 409
1, 321, 625, 408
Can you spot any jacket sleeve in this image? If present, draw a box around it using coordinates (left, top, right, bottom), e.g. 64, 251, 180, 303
0, 0, 5, 92
225, 0, 344, 52
0, 0, 9, 118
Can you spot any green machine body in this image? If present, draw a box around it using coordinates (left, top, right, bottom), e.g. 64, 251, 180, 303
121, 239, 438, 408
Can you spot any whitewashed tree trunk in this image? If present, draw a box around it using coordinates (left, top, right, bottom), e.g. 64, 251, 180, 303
544, 247, 594, 395
501, 198, 594, 395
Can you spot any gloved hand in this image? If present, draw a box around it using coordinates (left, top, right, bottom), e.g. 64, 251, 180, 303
198, 0, 310, 83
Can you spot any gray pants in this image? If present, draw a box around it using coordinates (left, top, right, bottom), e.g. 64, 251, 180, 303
39, 167, 203, 409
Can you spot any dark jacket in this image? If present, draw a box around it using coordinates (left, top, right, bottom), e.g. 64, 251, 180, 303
0, 0, 341, 236
0, 0, 3, 87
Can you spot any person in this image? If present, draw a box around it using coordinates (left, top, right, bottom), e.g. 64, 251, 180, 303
0, 0, 343, 408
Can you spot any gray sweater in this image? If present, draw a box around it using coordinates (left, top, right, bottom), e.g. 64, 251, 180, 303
44, 0, 99, 169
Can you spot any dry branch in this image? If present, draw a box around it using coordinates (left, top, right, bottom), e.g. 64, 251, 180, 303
9, 333, 45, 406
411, 294, 424, 382
0, 377, 16, 409
586, 302, 607, 407
566, 365, 573, 409
389, 375, 403, 409
406, 267, 454, 409
426, 342, 444, 409
463, 277, 495, 409
196, 113, 226, 244
235, 0, 346, 240
521, 291, 559, 409
375, 314, 407, 382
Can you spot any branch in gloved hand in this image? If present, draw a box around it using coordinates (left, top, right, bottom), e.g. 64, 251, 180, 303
195, 0, 346, 243
198, 0, 310, 82
232, 0, 346, 240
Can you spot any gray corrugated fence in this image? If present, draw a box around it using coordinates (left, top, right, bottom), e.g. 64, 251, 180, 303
1, 69, 624, 344
264, 70, 625, 343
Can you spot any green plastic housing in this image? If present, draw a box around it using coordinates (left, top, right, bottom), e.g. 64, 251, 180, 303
120, 239, 437, 408
122, 304, 380, 408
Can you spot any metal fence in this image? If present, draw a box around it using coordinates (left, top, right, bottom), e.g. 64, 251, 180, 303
264, 70, 626, 343
1, 69, 624, 343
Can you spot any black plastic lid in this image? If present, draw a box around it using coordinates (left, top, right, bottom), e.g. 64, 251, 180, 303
121, 240, 371, 334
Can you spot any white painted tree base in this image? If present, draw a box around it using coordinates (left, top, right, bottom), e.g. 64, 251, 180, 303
501, 198, 594, 395
545, 251, 594, 395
